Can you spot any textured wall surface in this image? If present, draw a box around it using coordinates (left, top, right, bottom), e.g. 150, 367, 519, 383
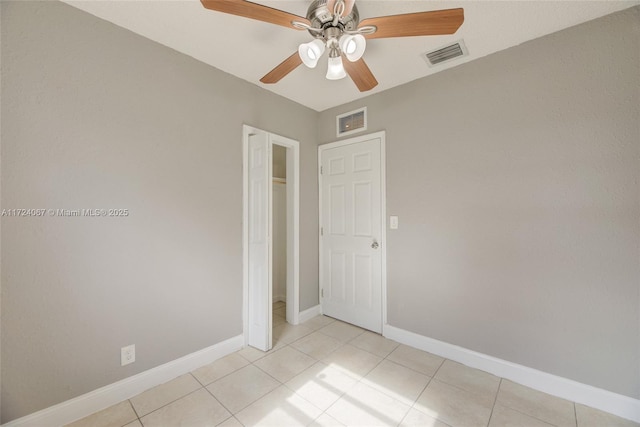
0, 1, 318, 422
319, 7, 640, 399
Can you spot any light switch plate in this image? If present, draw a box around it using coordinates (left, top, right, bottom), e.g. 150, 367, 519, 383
390, 216, 399, 230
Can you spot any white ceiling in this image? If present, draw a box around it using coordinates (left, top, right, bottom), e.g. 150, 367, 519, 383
64, 0, 639, 111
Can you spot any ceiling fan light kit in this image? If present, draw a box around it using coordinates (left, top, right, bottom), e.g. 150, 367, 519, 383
200, 0, 464, 92
339, 34, 366, 62
326, 56, 347, 80
294, 0, 368, 80
298, 39, 326, 68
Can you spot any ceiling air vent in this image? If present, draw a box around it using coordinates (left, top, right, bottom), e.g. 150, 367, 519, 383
336, 107, 367, 137
423, 40, 468, 67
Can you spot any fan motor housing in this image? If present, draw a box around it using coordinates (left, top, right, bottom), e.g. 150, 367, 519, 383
306, 0, 360, 38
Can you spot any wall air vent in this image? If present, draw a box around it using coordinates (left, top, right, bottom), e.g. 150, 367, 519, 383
423, 40, 468, 67
336, 107, 367, 137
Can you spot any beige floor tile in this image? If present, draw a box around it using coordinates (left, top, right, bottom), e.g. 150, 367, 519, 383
274, 307, 286, 317
290, 331, 344, 359
207, 365, 280, 414
496, 380, 576, 427
322, 343, 383, 379
237, 346, 270, 362
65, 400, 137, 427
349, 331, 399, 358
415, 379, 493, 427
576, 403, 640, 427
216, 416, 244, 427
273, 322, 315, 344
192, 353, 250, 386
254, 345, 316, 382
310, 413, 346, 426
400, 408, 450, 427
273, 314, 286, 327
303, 315, 336, 331
489, 404, 554, 427
387, 345, 445, 377
362, 359, 431, 405
140, 388, 230, 427
235, 385, 323, 426
130, 374, 201, 417
286, 362, 358, 411
67, 341, 615, 427
318, 321, 365, 342
434, 360, 500, 406
326, 382, 411, 427
273, 301, 286, 309
270, 337, 289, 352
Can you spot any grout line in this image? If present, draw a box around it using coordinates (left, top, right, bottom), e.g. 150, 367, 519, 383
406, 371, 436, 419
127, 399, 141, 421
431, 357, 446, 377
134, 387, 204, 421
486, 378, 503, 427
492, 400, 557, 426
193, 357, 254, 387
251, 359, 288, 386
188, 372, 203, 385
190, 370, 209, 388
574, 402, 578, 427
395, 366, 430, 427
201, 381, 235, 417
380, 343, 446, 378
208, 356, 283, 417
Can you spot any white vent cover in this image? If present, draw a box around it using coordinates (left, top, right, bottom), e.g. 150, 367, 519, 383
422, 40, 468, 67
336, 107, 367, 137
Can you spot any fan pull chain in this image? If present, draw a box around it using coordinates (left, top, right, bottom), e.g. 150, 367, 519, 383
332, 0, 345, 26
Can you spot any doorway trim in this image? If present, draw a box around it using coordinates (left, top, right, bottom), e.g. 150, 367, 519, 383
242, 125, 300, 347
317, 131, 387, 330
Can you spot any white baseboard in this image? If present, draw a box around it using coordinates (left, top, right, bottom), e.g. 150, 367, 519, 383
298, 304, 321, 324
383, 324, 640, 423
4, 335, 244, 427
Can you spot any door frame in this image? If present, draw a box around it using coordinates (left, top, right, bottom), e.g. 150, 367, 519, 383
243, 125, 300, 348
318, 131, 387, 331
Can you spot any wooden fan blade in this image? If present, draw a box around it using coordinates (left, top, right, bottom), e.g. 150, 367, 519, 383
342, 56, 378, 92
359, 8, 464, 39
200, 0, 310, 30
260, 51, 303, 84
326, 0, 355, 17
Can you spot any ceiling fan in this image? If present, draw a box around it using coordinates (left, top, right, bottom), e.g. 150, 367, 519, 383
200, 0, 464, 92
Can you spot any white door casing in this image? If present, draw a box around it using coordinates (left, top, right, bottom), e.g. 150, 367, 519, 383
319, 132, 386, 333
247, 132, 272, 351
243, 125, 301, 351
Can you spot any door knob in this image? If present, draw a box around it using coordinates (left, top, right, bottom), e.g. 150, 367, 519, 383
371, 240, 379, 249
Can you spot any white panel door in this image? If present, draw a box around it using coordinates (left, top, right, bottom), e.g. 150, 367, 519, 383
248, 133, 272, 351
321, 137, 382, 333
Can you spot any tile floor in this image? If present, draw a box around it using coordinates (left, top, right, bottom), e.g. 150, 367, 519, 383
68, 302, 638, 427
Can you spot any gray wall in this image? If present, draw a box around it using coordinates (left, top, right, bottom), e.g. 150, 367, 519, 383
319, 7, 640, 399
0, 1, 318, 422
273, 145, 287, 179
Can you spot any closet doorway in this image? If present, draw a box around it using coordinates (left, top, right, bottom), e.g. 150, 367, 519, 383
242, 125, 300, 351
271, 145, 288, 333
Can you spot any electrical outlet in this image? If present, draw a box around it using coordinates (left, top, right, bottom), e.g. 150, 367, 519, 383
121, 344, 135, 366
